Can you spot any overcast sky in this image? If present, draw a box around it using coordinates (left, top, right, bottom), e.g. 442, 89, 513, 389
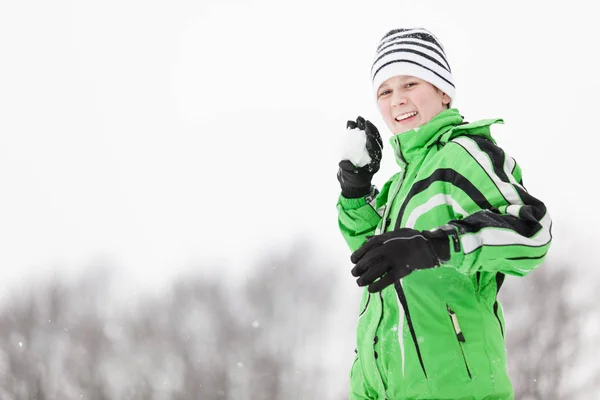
0, 0, 597, 298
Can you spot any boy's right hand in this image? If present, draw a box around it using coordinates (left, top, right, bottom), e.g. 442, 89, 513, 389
337, 116, 383, 198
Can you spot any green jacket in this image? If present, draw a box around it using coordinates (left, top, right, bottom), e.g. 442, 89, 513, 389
337, 108, 552, 400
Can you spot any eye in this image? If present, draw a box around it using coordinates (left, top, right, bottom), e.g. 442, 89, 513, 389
405, 82, 418, 89
378, 89, 392, 97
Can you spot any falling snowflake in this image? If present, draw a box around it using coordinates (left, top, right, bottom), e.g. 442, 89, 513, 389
252, 320, 260, 328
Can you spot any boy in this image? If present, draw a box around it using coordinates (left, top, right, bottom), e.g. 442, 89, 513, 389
337, 28, 552, 400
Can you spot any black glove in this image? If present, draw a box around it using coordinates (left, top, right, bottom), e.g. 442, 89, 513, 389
337, 116, 383, 198
350, 228, 451, 292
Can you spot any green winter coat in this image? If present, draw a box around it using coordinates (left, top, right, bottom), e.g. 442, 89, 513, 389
337, 108, 552, 400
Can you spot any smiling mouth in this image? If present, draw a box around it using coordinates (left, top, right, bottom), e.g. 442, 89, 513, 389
395, 111, 418, 122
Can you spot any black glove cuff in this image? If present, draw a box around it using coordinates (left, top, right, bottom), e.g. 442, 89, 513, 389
338, 161, 374, 198
422, 228, 451, 262
341, 185, 371, 199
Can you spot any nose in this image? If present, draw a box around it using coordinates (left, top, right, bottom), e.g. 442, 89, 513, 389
391, 91, 407, 107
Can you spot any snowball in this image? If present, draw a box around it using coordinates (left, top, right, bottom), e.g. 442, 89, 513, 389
340, 127, 372, 167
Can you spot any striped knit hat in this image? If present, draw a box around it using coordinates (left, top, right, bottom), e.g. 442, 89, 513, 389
371, 28, 455, 104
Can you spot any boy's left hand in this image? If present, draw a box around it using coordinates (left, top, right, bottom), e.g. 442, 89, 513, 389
350, 228, 450, 292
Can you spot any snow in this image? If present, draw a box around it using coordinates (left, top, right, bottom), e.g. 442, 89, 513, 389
340, 127, 372, 167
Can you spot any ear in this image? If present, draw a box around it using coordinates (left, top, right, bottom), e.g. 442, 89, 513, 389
440, 91, 451, 106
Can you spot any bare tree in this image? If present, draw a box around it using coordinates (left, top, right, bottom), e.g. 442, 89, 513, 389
0, 239, 340, 400
501, 261, 599, 399
0, 266, 113, 399
240, 239, 336, 400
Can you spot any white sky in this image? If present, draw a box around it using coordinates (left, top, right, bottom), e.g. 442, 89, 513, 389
0, 0, 597, 297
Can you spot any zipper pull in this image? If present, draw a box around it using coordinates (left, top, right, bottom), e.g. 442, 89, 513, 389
447, 305, 466, 342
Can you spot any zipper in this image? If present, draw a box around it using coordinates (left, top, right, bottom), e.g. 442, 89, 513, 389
365, 291, 386, 394
392, 166, 410, 231
371, 292, 385, 357
494, 273, 506, 337
395, 282, 427, 379
376, 292, 384, 332
446, 304, 472, 379
494, 301, 504, 338
385, 167, 408, 232
376, 170, 404, 235
379, 144, 407, 234
359, 293, 371, 317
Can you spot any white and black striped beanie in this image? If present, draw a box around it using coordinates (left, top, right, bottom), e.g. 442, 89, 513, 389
371, 28, 455, 105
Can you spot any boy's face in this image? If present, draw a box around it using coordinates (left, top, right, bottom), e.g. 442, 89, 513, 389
376, 75, 451, 135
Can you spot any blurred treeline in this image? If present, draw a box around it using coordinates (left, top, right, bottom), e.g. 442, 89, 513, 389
0, 243, 597, 400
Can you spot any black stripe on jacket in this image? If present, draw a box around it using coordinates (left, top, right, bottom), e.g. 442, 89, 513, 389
394, 168, 492, 230
449, 136, 546, 239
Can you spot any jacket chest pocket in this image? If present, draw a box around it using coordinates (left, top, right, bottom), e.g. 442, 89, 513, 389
446, 304, 472, 380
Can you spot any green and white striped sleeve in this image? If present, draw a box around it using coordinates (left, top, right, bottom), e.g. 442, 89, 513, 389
440, 135, 552, 276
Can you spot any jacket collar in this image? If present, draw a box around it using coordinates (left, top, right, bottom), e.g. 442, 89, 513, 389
389, 108, 464, 166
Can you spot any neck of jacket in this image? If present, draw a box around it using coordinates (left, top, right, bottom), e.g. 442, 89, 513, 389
389, 108, 505, 170
389, 108, 465, 168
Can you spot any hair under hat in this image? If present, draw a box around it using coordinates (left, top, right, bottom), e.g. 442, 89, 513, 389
371, 28, 455, 105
